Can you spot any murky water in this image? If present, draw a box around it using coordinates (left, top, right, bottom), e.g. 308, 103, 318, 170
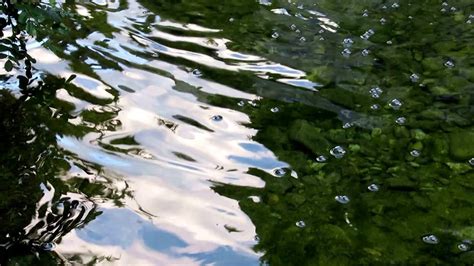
1, 0, 474, 264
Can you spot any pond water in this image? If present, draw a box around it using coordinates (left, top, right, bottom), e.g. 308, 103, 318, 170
1, 0, 474, 264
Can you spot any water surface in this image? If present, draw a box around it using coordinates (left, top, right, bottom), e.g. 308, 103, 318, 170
1, 0, 474, 264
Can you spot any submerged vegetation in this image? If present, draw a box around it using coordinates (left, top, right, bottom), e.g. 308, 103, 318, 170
1, 0, 474, 264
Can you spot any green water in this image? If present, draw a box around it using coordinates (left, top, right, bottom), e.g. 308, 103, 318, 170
1, 0, 473, 264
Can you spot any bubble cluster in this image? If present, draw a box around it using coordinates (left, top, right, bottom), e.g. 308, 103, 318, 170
369, 87, 383, 98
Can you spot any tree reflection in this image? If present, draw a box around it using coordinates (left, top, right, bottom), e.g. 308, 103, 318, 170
0, 75, 131, 263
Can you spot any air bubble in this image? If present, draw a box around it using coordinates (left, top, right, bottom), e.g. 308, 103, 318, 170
395, 117, 407, 125
139, 151, 153, 159
273, 168, 287, 177
360, 29, 375, 40
343, 38, 354, 47
316, 155, 327, 163
410, 150, 421, 157
341, 48, 352, 57
371, 104, 381, 110
248, 100, 258, 107
342, 122, 353, 129
192, 69, 202, 77
362, 49, 370, 56
368, 184, 379, 192
380, 18, 387, 24
468, 158, 474, 166
299, 37, 306, 42
389, 99, 403, 110
392, 3, 399, 8
296, 220, 306, 228
270, 107, 279, 113
272, 32, 279, 39
41, 242, 56, 251
369, 87, 383, 98
330, 146, 346, 159
249, 196, 261, 203
335, 195, 350, 204
237, 101, 245, 107
444, 60, 455, 68
422, 235, 439, 245
410, 73, 420, 83
458, 243, 470, 251
211, 115, 223, 122
290, 24, 297, 31
386, 40, 393, 45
